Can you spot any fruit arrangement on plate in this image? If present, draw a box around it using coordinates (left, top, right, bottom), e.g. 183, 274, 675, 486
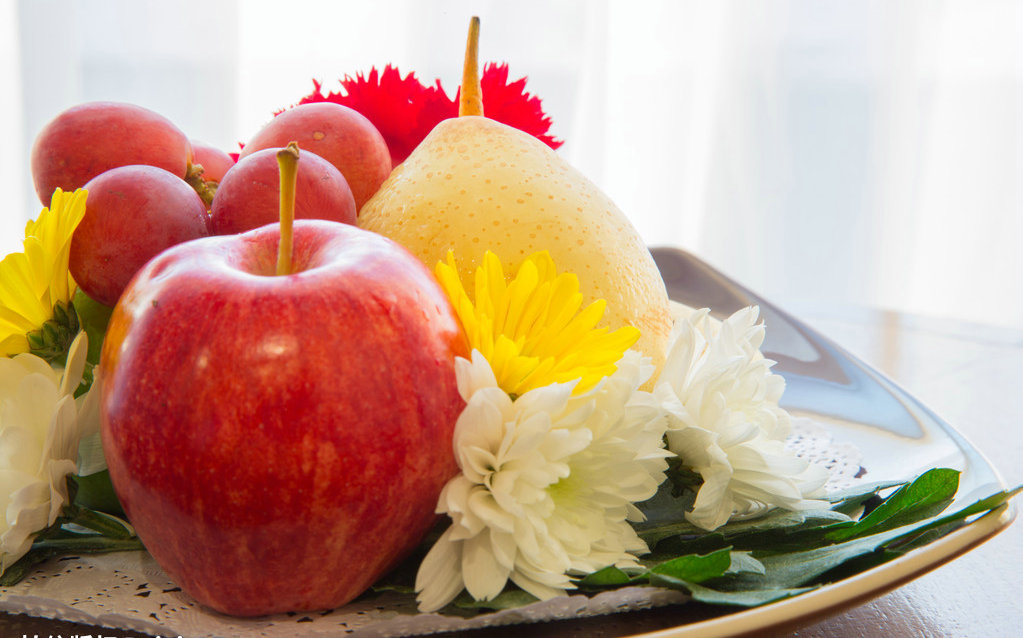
0, 16, 1017, 629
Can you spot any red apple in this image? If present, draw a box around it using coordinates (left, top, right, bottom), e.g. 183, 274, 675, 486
209, 147, 357, 235
100, 220, 468, 615
240, 102, 391, 210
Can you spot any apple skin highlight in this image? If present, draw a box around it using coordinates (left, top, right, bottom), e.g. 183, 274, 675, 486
99, 220, 468, 616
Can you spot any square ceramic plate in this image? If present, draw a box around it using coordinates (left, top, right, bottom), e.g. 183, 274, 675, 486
642, 246, 1017, 637
0, 248, 1015, 638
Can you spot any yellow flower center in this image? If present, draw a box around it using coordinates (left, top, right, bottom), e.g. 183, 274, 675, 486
436, 250, 640, 396
0, 188, 87, 356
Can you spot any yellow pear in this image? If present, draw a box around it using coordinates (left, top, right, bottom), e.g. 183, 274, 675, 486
358, 18, 672, 371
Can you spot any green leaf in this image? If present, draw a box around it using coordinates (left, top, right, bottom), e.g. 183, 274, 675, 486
638, 502, 852, 551
719, 509, 853, 553
453, 589, 539, 611
827, 468, 959, 542
642, 533, 730, 564
663, 458, 704, 499
729, 508, 852, 534
73, 288, 113, 365
649, 548, 732, 584
678, 579, 815, 607
67, 505, 135, 540
633, 480, 702, 545
644, 559, 814, 607
371, 582, 416, 595
826, 479, 905, 517
647, 508, 854, 560
367, 473, 1019, 618
751, 528, 910, 589
823, 479, 907, 503
725, 551, 765, 576
937, 484, 1022, 521
576, 565, 633, 587
71, 471, 125, 518
749, 483, 1018, 590
878, 486, 1020, 560
636, 476, 902, 552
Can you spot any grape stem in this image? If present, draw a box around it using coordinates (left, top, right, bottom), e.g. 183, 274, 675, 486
459, 17, 483, 117
276, 142, 300, 276
184, 163, 217, 207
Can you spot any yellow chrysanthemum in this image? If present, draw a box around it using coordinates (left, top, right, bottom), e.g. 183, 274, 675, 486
0, 188, 87, 356
435, 250, 640, 396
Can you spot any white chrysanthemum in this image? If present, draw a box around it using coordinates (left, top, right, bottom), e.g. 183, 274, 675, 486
415, 349, 671, 612
0, 332, 99, 573
655, 306, 829, 531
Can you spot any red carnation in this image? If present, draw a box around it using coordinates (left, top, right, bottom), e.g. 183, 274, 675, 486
282, 63, 562, 165
477, 63, 561, 150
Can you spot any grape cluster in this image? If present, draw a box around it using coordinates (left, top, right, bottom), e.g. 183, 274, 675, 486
31, 100, 390, 308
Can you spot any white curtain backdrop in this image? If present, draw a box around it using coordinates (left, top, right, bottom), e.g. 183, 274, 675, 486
2, 0, 1020, 327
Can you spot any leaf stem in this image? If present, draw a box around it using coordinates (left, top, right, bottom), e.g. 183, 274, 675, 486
0, 535, 144, 586
276, 142, 300, 276
34, 535, 144, 553
68, 505, 135, 540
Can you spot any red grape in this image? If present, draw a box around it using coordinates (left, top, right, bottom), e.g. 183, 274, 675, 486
31, 102, 192, 205
210, 148, 357, 235
70, 165, 210, 307
240, 103, 391, 211
190, 140, 235, 183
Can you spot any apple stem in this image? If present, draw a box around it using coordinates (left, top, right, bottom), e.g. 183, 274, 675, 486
459, 16, 483, 117
276, 142, 300, 276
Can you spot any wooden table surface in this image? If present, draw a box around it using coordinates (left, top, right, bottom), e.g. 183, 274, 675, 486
2, 305, 1020, 637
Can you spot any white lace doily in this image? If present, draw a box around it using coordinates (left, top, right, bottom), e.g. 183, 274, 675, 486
0, 417, 862, 638
788, 416, 865, 491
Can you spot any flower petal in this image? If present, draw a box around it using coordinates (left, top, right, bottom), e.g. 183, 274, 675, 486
462, 529, 510, 601
660, 306, 833, 530
415, 526, 466, 613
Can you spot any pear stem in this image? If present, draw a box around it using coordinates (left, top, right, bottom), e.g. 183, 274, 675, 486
459, 16, 483, 117
276, 142, 300, 276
